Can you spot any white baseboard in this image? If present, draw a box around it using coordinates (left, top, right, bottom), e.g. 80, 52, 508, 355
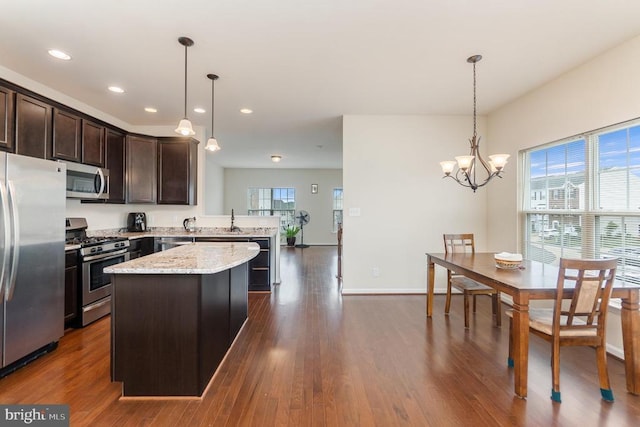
341, 288, 426, 295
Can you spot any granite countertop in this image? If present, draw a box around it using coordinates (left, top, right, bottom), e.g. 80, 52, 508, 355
90, 227, 278, 239
103, 242, 260, 275
64, 227, 277, 251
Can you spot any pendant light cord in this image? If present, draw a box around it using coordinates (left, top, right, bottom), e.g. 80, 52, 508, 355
211, 79, 216, 134
184, 44, 188, 118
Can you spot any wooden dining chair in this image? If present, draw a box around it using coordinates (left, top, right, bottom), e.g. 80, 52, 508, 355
443, 234, 501, 328
506, 257, 618, 403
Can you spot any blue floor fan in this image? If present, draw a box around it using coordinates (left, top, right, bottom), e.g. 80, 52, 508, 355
295, 210, 310, 248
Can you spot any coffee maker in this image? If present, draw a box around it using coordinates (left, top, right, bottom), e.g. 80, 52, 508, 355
127, 212, 147, 232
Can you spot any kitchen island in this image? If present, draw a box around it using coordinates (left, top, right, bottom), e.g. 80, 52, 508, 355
104, 242, 260, 398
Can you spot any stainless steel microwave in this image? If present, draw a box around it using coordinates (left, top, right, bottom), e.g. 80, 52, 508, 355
59, 160, 109, 199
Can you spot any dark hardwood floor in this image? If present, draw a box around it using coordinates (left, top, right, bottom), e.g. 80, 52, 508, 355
1, 246, 639, 426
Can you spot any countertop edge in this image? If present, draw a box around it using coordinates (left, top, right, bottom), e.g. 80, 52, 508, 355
104, 242, 260, 275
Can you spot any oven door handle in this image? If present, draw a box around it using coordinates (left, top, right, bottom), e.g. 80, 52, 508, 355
83, 248, 128, 262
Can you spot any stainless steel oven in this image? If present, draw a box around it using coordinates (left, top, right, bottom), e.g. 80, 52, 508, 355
67, 218, 130, 327
80, 247, 129, 326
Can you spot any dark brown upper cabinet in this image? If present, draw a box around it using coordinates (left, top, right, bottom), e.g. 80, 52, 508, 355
15, 93, 52, 159
52, 108, 82, 162
82, 120, 105, 167
157, 137, 199, 205
105, 129, 126, 204
0, 84, 15, 152
126, 135, 157, 204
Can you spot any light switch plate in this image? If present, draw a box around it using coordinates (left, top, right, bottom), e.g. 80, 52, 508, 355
348, 207, 361, 216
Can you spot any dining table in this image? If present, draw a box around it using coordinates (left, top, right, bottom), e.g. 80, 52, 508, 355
425, 252, 640, 399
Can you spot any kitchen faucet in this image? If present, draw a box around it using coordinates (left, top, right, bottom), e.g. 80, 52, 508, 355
230, 209, 241, 232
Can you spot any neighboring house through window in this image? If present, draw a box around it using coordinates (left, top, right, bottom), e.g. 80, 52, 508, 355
522, 119, 640, 291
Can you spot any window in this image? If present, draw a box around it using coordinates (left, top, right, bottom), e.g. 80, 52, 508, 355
333, 188, 343, 232
247, 187, 295, 229
522, 119, 640, 289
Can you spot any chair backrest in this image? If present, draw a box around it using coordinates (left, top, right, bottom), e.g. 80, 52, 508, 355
554, 258, 618, 333
443, 234, 475, 254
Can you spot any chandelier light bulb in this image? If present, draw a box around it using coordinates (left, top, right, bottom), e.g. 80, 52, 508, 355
488, 154, 510, 170
440, 161, 457, 176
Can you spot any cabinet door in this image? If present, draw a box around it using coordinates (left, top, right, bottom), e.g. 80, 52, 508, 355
52, 108, 81, 162
64, 252, 78, 327
157, 137, 198, 205
105, 129, 126, 203
0, 84, 15, 151
82, 120, 105, 167
15, 93, 52, 159
126, 135, 157, 204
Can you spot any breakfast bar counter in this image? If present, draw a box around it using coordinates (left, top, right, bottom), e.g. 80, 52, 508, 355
105, 242, 260, 397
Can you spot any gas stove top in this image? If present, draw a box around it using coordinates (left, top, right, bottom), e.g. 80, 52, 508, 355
66, 236, 128, 247
65, 217, 130, 257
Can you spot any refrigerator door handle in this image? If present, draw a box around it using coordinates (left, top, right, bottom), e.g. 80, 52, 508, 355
6, 180, 20, 301
0, 180, 10, 295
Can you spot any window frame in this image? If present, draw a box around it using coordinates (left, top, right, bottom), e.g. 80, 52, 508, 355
521, 118, 640, 302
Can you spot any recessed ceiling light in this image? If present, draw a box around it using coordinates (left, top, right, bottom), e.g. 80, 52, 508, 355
240, 108, 253, 114
108, 86, 125, 93
48, 49, 71, 60
144, 107, 158, 113
194, 107, 206, 114
271, 155, 282, 163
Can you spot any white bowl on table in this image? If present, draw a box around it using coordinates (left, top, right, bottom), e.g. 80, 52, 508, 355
494, 252, 523, 269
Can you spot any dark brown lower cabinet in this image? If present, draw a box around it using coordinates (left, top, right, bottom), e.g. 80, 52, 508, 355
195, 237, 272, 291
64, 251, 79, 328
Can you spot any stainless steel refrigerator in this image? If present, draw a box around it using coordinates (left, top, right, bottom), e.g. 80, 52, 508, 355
1, 153, 66, 374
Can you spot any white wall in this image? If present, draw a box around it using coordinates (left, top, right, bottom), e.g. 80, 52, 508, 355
342, 115, 488, 294
205, 154, 225, 215
486, 34, 640, 359
223, 168, 343, 245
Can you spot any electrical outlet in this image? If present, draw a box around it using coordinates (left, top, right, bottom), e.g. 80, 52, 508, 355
372, 267, 380, 277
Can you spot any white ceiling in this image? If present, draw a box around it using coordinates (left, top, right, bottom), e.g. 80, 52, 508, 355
1, 1, 640, 169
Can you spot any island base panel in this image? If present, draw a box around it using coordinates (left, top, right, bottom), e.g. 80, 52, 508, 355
112, 272, 232, 397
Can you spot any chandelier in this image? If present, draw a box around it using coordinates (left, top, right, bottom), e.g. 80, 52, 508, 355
439, 55, 509, 192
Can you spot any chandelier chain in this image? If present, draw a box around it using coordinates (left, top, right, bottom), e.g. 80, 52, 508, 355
472, 60, 477, 139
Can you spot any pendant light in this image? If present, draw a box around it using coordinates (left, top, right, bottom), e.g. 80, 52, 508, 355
174, 36, 196, 136
205, 73, 221, 152
439, 55, 510, 192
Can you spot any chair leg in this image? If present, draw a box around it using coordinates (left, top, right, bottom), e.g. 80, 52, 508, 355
596, 345, 614, 402
507, 316, 514, 367
493, 292, 502, 327
463, 293, 470, 328
472, 295, 477, 312
445, 281, 452, 315
551, 338, 561, 403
